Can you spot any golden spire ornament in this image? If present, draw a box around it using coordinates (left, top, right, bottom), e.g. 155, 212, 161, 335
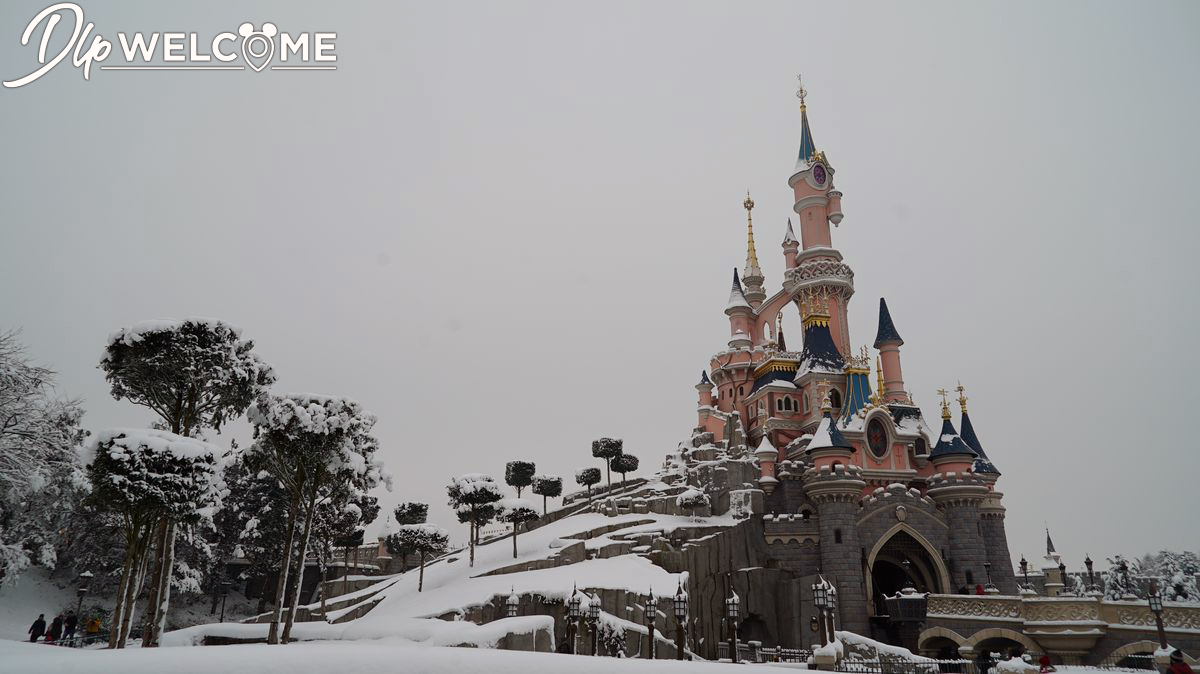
795, 74, 807, 109
956, 382, 968, 414
937, 388, 951, 420
743, 191, 761, 276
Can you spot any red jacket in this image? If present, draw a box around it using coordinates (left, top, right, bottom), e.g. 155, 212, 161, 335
1168, 662, 1193, 674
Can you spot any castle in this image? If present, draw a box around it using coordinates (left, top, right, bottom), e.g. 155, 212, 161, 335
689, 80, 1017, 637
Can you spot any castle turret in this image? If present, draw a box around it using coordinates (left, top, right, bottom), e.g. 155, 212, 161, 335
873, 298, 908, 403
782, 219, 799, 270
696, 370, 714, 407
724, 269, 753, 349
927, 390, 990, 591
959, 387, 1018, 592
754, 434, 779, 493
956, 384, 999, 477
741, 194, 766, 307
803, 458, 869, 634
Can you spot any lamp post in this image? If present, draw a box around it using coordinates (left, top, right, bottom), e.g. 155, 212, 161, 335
1019, 556, 1030, 592
506, 591, 520, 618
673, 582, 688, 661
726, 590, 741, 663
567, 588, 582, 655
826, 586, 838, 642
644, 590, 656, 660
1058, 562, 1068, 595
1119, 560, 1132, 598
1084, 555, 1095, 592
984, 561, 997, 593
812, 579, 830, 647
587, 593, 600, 656
75, 571, 92, 617
883, 574, 930, 653
1148, 581, 1168, 650
218, 580, 232, 623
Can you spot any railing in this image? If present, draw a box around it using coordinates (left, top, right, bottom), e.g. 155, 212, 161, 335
42, 633, 108, 648
1095, 654, 1156, 671
835, 659, 978, 674
716, 641, 812, 663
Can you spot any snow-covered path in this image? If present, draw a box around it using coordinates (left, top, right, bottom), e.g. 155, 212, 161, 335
0, 639, 795, 674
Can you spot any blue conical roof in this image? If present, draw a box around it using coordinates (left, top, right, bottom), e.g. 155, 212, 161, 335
961, 410, 1000, 475
796, 107, 817, 167
698, 370, 712, 386
797, 322, 844, 374
930, 418, 977, 459
874, 298, 904, 348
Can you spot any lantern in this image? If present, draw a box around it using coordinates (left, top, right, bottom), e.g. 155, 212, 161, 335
673, 583, 688, 620
725, 591, 740, 620
506, 592, 520, 618
812, 581, 828, 609
568, 590, 582, 620
588, 594, 601, 622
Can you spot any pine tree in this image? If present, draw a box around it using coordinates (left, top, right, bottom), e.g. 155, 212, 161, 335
497, 499, 539, 558
591, 438, 623, 490
504, 461, 536, 497
100, 318, 274, 647
387, 524, 448, 591
574, 467, 601, 502
83, 429, 222, 648
530, 475, 563, 516
610, 454, 639, 489
245, 393, 385, 645
446, 474, 503, 567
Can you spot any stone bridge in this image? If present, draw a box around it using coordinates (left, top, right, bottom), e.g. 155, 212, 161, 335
919, 593, 1200, 666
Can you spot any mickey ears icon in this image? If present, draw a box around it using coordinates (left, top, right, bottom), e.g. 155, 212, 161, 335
238, 22, 277, 38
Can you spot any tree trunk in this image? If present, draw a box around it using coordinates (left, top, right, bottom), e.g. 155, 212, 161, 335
418, 551, 426, 592
542, 495, 547, 516
108, 542, 136, 649
282, 484, 319, 644
468, 519, 476, 567
118, 535, 151, 648
512, 524, 518, 558
150, 523, 177, 645
268, 490, 301, 645
140, 518, 167, 647
587, 485, 592, 503
605, 463, 611, 489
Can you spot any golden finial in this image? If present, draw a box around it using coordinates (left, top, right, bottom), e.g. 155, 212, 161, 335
743, 191, 755, 211
795, 74, 807, 109
937, 388, 951, 420
743, 191, 762, 278
956, 382, 968, 414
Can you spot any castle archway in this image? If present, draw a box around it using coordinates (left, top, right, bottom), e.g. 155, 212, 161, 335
866, 524, 952, 617
962, 628, 1041, 657
918, 626, 966, 657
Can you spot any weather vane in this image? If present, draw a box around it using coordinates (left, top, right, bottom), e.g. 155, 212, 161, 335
795, 74, 807, 107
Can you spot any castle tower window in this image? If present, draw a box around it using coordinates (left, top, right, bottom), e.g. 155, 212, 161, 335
866, 418, 888, 459
835, 529, 843, 544
802, 392, 810, 412
829, 388, 842, 409
965, 570, 975, 587
914, 437, 928, 456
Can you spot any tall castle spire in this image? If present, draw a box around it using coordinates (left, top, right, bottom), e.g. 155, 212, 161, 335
741, 193, 765, 305
795, 76, 817, 168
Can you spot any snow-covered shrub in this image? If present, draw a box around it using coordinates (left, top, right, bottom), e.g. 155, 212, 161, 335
676, 488, 710, 518
610, 454, 640, 488
591, 438, 623, 489
497, 498, 539, 558
447, 474, 504, 567
575, 467, 602, 501
505, 461, 536, 497
387, 524, 448, 591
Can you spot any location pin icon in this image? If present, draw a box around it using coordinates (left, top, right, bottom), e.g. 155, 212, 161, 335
238, 23, 277, 72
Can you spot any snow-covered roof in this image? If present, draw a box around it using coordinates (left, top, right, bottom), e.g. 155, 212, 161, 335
725, 269, 751, 313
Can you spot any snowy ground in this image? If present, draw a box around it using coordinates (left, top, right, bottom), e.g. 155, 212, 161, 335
0, 639, 795, 674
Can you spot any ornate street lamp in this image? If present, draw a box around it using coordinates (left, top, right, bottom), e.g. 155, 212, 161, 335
725, 589, 741, 663
883, 575, 929, 653
1058, 562, 1068, 595
1019, 556, 1030, 591
673, 582, 688, 661
826, 585, 838, 641
1147, 581, 1168, 650
984, 561, 997, 593
1119, 560, 1132, 597
218, 580, 233, 623
644, 590, 657, 660
506, 591, 520, 618
76, 571, 92, 618
812, 579, 830, 647
1084, 555, 1095, 592
567, 587, 582, 655
587, 593, 601, 656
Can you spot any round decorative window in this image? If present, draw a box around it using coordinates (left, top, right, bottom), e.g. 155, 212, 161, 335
866, 418, 888, 458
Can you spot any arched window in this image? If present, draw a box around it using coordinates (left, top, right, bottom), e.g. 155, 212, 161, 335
775, 398, 783, 412
866, 418, 888, 458
828, 388, 842, 409
802, 392, 810, 413
914, 437, 928, 456
738, 385, 745, 396
834, 529, 843, 544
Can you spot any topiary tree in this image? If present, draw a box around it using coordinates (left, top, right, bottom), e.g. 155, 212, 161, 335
591, 438, 623, 490
676, 488, 710, 520
575, 467, 602, 502
610, 454, 639, 489
82, 429, 222, 649
393, 502, 428, 525
497, 498, 539, 559
447, 474, 503, 567
504, 461, 536, 497
530, 475, 562, 516
100, 318, 274, 648
388, 524, 448, 591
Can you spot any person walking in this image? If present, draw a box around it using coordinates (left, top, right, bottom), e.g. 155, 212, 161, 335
1168, 650, 1194, 674
63, 612, 78, 641
47, 614, 63, 642
28, 614, 46, 643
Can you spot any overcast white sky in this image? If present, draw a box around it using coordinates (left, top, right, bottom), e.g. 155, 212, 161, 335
1, 1, 1197, 569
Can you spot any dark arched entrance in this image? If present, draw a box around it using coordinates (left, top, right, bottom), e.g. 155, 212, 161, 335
870, 530, 944, 617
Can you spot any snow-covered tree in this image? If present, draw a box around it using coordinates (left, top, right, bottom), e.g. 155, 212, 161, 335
610, 454, 639, 489
393, 502, 428, 525
676, 489, 710, 519
1141, 550, 1200, 603
388, 524, 448, 591
245, 393, 385, 644
505, 461, 536, 497
0, 330, 86, 585
100, 318, 274, 646
575, 467, 601, 502
446, 474, 503, 567
591, 437, 623, 489
531, 474, 562, 516
83, 429, 222, 648
497, 498, 539, 558
1104, 555, 1143, 600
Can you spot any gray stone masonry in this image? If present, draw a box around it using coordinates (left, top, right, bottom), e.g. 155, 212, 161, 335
928, 473, 990, 592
